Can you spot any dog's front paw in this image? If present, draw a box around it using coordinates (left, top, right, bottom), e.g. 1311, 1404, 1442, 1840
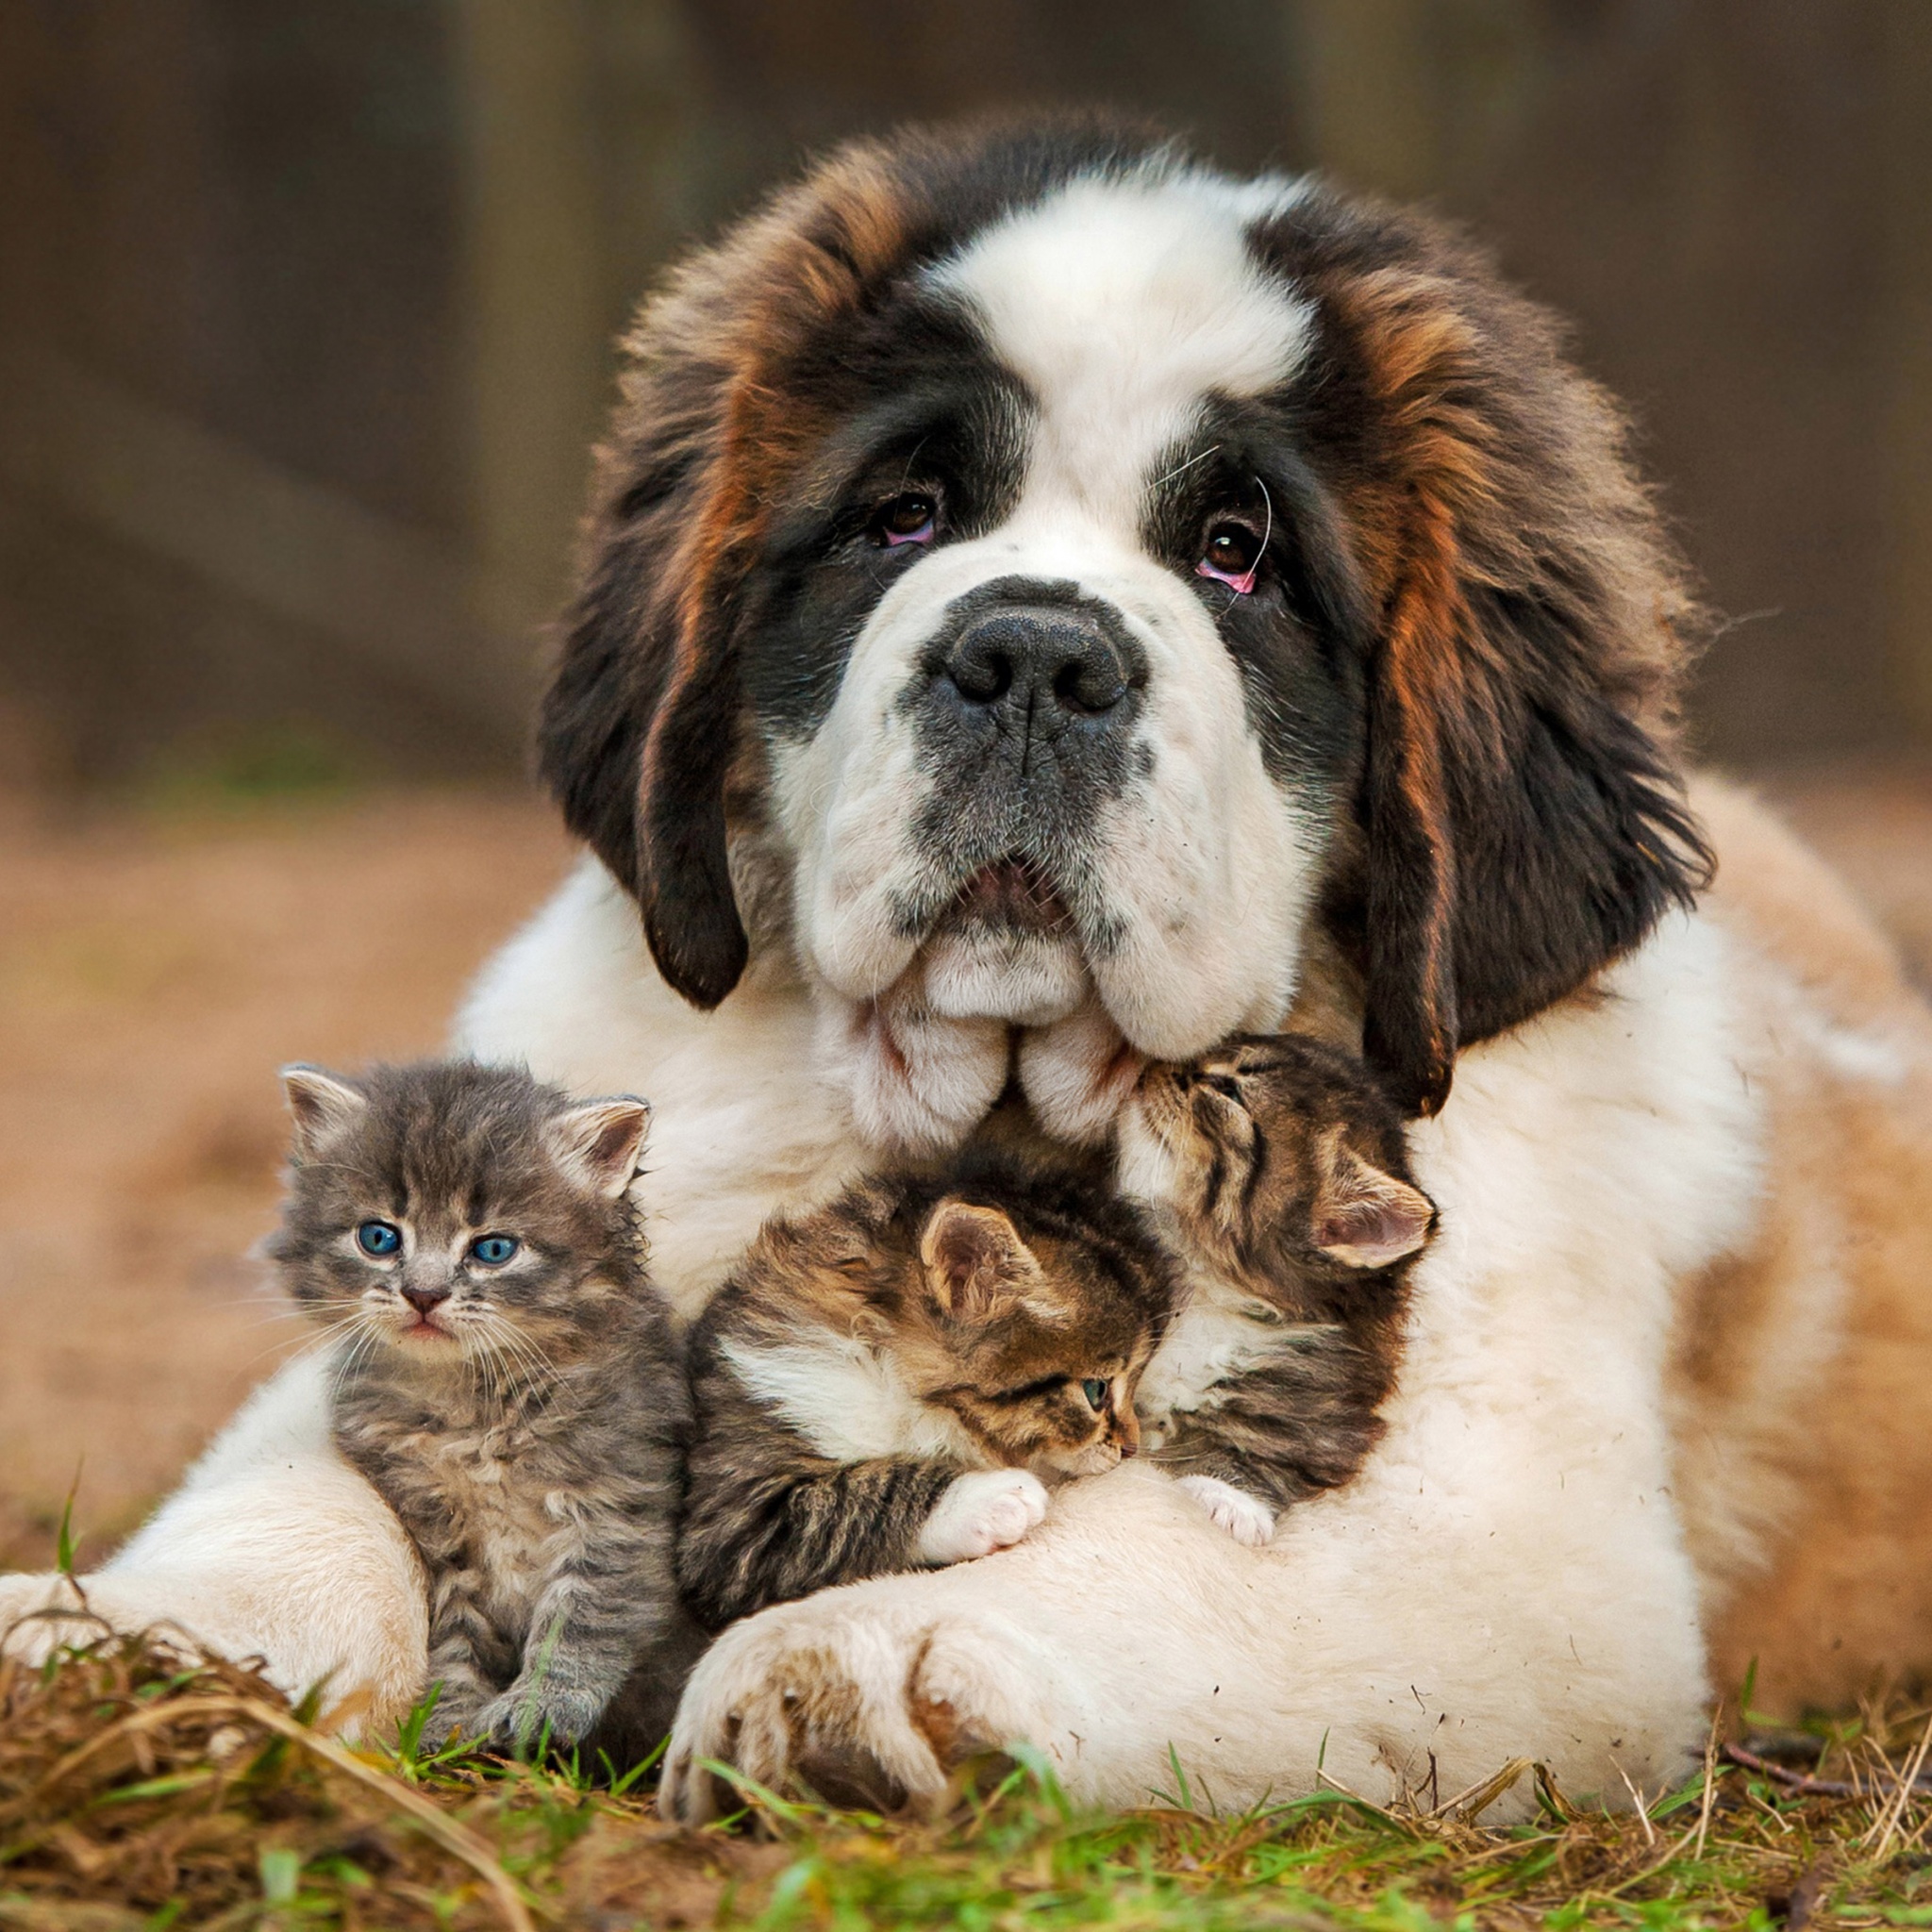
0, 1573, 208, 1671
917, 1469, 1051, 1565
658, 1592, 1047, 1823
0, 1574, 95, 1664
1174, 1475, 1276, 1547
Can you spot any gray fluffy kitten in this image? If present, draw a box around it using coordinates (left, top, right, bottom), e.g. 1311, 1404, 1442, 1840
268, 1058, 701, 1763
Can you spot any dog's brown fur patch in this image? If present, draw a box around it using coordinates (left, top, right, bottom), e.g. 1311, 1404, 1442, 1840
1674, 778, 1932, 1714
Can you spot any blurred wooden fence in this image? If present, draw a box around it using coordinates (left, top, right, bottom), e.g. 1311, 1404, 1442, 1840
1, 0, 1928, 786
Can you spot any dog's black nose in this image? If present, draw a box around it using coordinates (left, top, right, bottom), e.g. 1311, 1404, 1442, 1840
943, 606, 1130, 719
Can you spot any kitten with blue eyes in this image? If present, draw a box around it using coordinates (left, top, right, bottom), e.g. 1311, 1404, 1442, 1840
268, 1058, 700, 1763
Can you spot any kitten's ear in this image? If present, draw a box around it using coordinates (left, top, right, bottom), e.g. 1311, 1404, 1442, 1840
919, 1200, 1046, 1323
1313, 1131, 1437, 1271
547, 1096, 653, 1200
279, 1065, 368, 1161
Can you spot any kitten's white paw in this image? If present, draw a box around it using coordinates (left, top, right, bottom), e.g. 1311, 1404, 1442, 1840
917, 1469, 1050, 1565
1175, 1475, 1276, 1547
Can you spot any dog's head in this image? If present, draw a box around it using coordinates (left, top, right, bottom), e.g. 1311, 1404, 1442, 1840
541, 117, 1709, 1142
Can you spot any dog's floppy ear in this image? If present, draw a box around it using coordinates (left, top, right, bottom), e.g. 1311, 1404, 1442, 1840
537, 375, 751, 1009
538, 142, 917, 1010
1324, 251, 1713, 1116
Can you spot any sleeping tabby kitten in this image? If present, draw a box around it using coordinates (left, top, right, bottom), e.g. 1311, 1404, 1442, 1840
677, 1155, 1177, 1628
1117, 1033, 1438, 1547
269, 1058, 703, 1763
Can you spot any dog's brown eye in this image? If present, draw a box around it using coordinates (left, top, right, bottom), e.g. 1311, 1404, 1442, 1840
1198, 523, 1260, 591
875, 491, 937, 547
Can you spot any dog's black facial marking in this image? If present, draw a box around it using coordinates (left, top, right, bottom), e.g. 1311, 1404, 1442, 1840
1141, 408, 1372, 799
1242, 190, 1709, 1113
739, 299, 1030, 745
899, 576, 1149, 903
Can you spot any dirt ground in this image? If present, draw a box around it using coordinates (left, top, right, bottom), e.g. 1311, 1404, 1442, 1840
2, 767, 1928, 1575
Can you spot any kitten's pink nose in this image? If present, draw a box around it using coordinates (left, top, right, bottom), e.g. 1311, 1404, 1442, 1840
402, 1285, 451, 1315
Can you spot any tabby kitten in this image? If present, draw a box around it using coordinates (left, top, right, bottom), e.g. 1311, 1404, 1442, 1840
677, 1155, 1176, 1629
269, 1058, 701, 1761
1117, 1034, 1438, 1547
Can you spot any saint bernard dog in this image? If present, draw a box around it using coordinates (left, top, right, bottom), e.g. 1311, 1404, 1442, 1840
8, 118, 1932, 1824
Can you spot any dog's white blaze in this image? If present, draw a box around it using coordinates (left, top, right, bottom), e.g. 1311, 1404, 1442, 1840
782, 168, 1326, 1146
929, 169, 1314, 536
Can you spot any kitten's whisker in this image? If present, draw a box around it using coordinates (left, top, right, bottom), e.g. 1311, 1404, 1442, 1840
471, 1303, 541, 1358
325, 1325, 367, 1398
259, 1307, 374, 1374
489, 1325, 554, 1391
242, 1324, 337, 1374
470, 1309, 552, 1394
471, 1333, 527, 1409
475, 1327, 515, 1405
329, 1314, 387, 1397
499, 1327, 559, 1398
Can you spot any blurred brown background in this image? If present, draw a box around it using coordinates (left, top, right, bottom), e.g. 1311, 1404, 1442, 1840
6, 0, 1932, 783
2, 2, 1930, 1570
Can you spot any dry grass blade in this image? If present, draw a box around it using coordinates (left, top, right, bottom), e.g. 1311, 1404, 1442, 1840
1865, 1707, 1932, 1863
62, 1693, 535, 1932
2, 1640, 540, 1929
1615, 1760, 1658, 1846
1311, 1768, 1413, 1833
18, 1634, 1932, 1927
1430, 1755, 1534, 1823
1691, 1709, 1722, 1861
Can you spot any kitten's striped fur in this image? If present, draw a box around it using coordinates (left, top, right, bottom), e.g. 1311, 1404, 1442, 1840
1120, 1034, 1438, 1541
677, 1155, 1177, 1628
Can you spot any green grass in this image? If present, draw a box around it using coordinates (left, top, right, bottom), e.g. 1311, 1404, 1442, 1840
4, 1630, 1931, 1929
